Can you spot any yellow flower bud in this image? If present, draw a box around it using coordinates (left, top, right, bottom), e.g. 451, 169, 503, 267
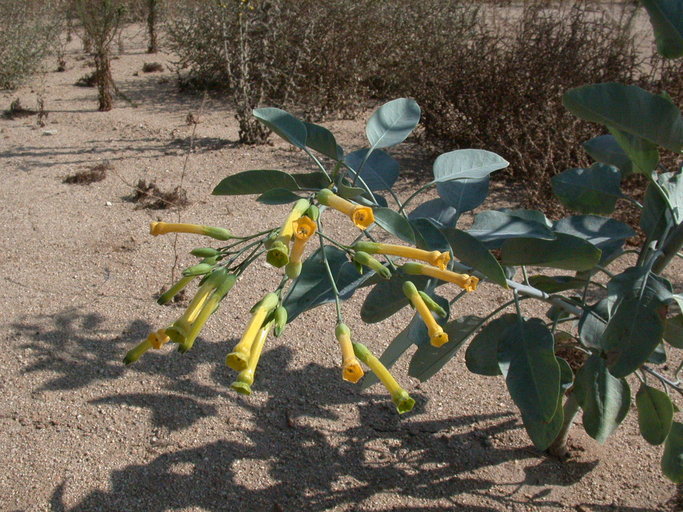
335, 323, 364, 383
402, 262, 478, 292
402, 281, 449, 347
149, 222, 231, 241
316, 189, 374, 230
354, 242, 450, 270
267, 199, 311, 268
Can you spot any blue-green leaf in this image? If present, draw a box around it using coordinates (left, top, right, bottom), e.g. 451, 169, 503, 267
467, 210, 555, 248
551, 164, 623, 214
608, 127, 659, 176
437, 177, 489, 213
433, 149, 509, 182
583, 134, 633, 176
528, 275, 588, 293
641, 0, 683, 58
409, 315, 483, 382
662, 422, 683, 483
366, 98, 421, 149
304, 121, 343, 160
521, 392, 564, 451
360, 273, 430, 324
344, 149, 399, 191
213, 170, 299, 195
563, 83, 683, 153
291, 171, 331, 190
441, 228, 508, 288
636, 383, 674, 446
465, 314, 517, 376
256, 188, 301, 205
410, 218, 450, 252
554, 215, 635, 249
578, 299, 609, 351
640, 172, 683, 241
574, 354, 630, 443
253, 107, 307, 149
501, 233, 601, 271
497, 317, 560, 423
409, 198, 459, 227
373, 208, 415, 244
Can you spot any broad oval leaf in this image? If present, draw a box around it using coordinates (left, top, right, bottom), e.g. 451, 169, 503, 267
640, 172, 683, 240
662, 422, 683, 483
465, 314, 517, 376
410, 218, 450, 252
583, 134, 633, 176
213, 170, 299, 195
664, 314, 683, 348
409, 198, 459, 227
257, 188, 302, 205
291, 171, 331, 190
441, 228, 508, 288
608, 127, 659, 176
501, 233, 601, 271
554, 215, 635, 249
574, 354, 631, 443
636, 383, 674, 446
409, 315, 483, 382
528, 275, 588, 294
642, 0, 683, 58
521, 392, 564, 451
361, 273, 430, 324
436, 177, 489, 213
433, 149, 509, 182
558, 358, 574, 392
578, 299, 609, 350
551, 164, 622, 215
304, 121, 343, 160
467, 210, 555, 248
253, 107, 307, 149
373, 208, 415, 244
344, 149, 400, 191
562, 83, 683, 153
497, 317, 560, 423
366, 98, 421, 149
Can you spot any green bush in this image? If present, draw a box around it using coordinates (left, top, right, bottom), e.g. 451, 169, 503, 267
0, 0, 62, 90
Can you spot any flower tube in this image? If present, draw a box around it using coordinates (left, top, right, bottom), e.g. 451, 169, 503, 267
226, 292, 279, 371
352, 251, 391, 279
403, 281, 449, 347
335, 323, 364, 383
123, 329, 170, 364
267, 199, 310, 268
157, 275, 196, 305
231, 322, 273, 395
352, 342, 415, 414
149, 222, 231, 241
316, 189, 374, 230
353, 241, 450, 270
402, 262, 479, 292
285, 216, 317, 279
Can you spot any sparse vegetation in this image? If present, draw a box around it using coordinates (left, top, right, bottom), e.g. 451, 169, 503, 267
128, 179, 189, 209
142, 61, 164, 73
2, 98, 36, 120
63, 162, 112, 184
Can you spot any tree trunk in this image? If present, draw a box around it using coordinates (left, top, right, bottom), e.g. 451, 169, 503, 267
547, 394, 580, 458
94, 50, 113, 111
147, 0, 158, 53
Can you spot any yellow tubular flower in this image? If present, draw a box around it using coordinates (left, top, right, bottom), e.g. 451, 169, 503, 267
150, 329, 171, 349
226, 293, 279, 371
178, 273, 238, 353
123, 338, 152, 364
316, 189, 374, 230
286, 217, 317, 279
403, 281, 449, 347
149, 222, 231, 241
335, 323, 364, 383
157, 275, 196, 305
231, 322, 273, 395
352, 342, 415, 414
267, 199, 310, 268
354, 241, 450, 270
402, 262, 479, 292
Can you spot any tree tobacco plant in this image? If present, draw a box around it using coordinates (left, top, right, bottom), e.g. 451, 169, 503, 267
125, 0, 683, 482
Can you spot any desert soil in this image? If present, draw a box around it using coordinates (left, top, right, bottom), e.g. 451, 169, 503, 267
1, 25, 681, 512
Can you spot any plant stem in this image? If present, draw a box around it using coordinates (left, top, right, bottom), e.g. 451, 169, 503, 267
317, 216, 343, 323
547, 394, 580, 458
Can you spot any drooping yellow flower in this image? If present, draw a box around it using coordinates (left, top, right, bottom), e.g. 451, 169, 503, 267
149, 222, 231, 241
316, 189, 374, 230
231, 321, 273, 395
335, 323, 364, 383
402, 262, 479, 292
352, 251, 391, 279
286, 216, 317, 279
352, 342, 415, 414
226, 292, 279, 371
149, 329, 171, 349
403, 281, 449, 347
123, 329, 171, 364
157, 275, 196, 305
354, 241, 450, 270
267, 199, 311, 268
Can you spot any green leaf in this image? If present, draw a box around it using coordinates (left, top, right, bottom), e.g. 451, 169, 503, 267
433, 149, 509, 182
558, 357, 574, 392
410, 218, 450, 252
662, 422, 683, 483
574, 354, 630, 443
551, 164, 622, 214
578, 299, 609, 351
467, 210, 555, 248
636, 383, 674, 446
583, 134, 633, 176
303, 121, 343, 160
501, 233, 601, 271
344, 149, 400, 191
361, 314, 427, 390
360, 273, 430, 324
409, 198, 459, 227
213, 170, 299, 195
465, 314, 517, 376
501, 209, 553, 228
366, 98, 421, 149
497, 317, 560, 422
521, 392, 564, 451
528, 275, 588, 293
409, 315, 483, 382
291, 171, 332, 190
256, 188, 301, 205
336, 180, 366, 200
441, 228, 508, 288
664, 314, 683, 348
253, 107, 306, 149
608, 127, 659, 176
640, 172, 683, 241
436, 177, 489, 213
641, 0, 683, 58
373, 208, 415, 244
283, 246, 367, 321
554, 215, 635, 266
562, 83, 683, 153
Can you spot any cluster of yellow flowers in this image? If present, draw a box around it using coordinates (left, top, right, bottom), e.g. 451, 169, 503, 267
124, 189, 479, 413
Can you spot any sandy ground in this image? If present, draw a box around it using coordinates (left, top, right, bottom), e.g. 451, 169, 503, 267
1, 26, 681, 512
